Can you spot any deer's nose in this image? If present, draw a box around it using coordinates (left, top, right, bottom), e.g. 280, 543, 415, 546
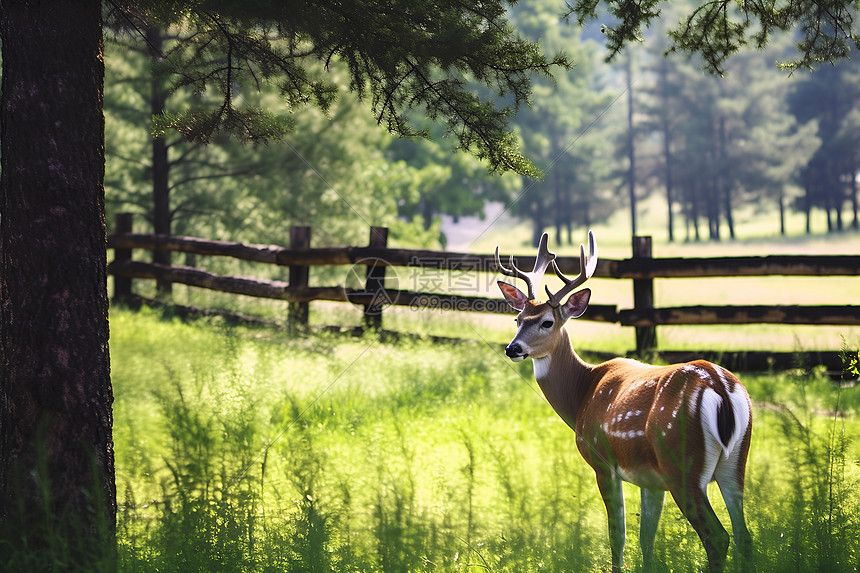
505, 343, 523, 358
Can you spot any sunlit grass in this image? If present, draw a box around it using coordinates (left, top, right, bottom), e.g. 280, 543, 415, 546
106, 307, 860, 572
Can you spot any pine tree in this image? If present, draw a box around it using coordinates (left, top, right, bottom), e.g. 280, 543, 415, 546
636, 33, 819, 241
0, 1, 115, 567
566, 0, 860, 73
506, 0, 620, 247
1, 1, 569, 564
788, 57, 860, 232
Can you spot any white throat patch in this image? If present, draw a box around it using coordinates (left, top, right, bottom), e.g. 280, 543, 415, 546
533, 356, 551, 380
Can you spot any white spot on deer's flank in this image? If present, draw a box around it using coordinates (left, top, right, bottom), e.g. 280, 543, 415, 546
606, 429, 646, 441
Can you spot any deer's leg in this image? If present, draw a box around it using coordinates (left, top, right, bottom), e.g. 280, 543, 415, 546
639, 487, 665, 572
596, 469, 626, 572
715, 456, 754, 572
668, 483, 729, 572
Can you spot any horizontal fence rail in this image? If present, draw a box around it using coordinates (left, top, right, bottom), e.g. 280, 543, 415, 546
107, 214, 860, 371
603, 256, 860, 278
107, 233, 860, 278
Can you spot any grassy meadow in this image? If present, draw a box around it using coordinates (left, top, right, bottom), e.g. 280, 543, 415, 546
100, 200, 860, 571
108, 306, 860, 572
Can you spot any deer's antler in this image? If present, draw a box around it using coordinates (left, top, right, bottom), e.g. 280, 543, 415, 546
546, 230, 598, 307
494, 232, 556, 300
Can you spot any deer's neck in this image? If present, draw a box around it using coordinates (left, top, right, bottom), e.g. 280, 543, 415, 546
532, 329, 594, 429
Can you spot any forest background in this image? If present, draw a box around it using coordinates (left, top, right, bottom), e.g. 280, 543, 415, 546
104, 0, 860, 256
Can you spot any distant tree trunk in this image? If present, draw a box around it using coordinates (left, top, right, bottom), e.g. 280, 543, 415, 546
778, 191, 787, 235
852, 169, 859, 230
525, 176, 545, 247
563, 181, 574, 245
683, 196, 692, 241
0, 0, 115, 567
690, 183, 702, 241
708, 177, 721, 240
663, 124, 675, 243
657, 57, 676, 243
705, 143, 721, 241
420, 194, 435, 229
833, 175, 844, 231
551, 133, 564, 245
718, 115, 735, 240
148, 26, 173, 295
626, 53, 637, 236
823, 162, 841, 232
803, 171, 813, 234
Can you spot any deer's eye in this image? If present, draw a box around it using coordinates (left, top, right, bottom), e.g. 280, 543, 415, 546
541, 320, 554, 329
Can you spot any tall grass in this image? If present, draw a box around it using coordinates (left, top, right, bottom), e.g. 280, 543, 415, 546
106, 308, 859, 572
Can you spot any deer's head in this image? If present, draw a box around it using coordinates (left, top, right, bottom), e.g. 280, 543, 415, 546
495, 232, 597, 361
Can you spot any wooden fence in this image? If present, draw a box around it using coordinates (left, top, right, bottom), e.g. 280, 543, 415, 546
107, 214, 860, 373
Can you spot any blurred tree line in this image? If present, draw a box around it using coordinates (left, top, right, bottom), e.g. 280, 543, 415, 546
105, 26, 512, 251
104, 0, 860, 249
627, 2, 859, 242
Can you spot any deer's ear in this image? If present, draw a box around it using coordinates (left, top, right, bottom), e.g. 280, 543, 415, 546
498, 281, 528, 311
562, 288, 591, 320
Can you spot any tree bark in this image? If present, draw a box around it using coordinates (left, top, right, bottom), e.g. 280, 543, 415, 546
0, 0, 115, 567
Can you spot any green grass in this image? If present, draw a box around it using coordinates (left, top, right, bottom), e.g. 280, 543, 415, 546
105, 307, 860, 572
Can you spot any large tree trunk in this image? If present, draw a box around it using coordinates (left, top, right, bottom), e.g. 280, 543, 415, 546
0, 0, 115, 567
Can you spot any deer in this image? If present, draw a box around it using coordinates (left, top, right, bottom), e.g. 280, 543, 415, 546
495, 231, 753, 573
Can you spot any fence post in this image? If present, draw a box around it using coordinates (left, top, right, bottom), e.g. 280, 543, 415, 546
364, 226, 389, 331
632, 235, 657, 354
113, 212, 134, 303
288, 226, 311, 334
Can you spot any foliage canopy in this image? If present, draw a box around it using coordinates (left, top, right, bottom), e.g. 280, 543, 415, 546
110, 0, 572, 177
566, 0, 860, 73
